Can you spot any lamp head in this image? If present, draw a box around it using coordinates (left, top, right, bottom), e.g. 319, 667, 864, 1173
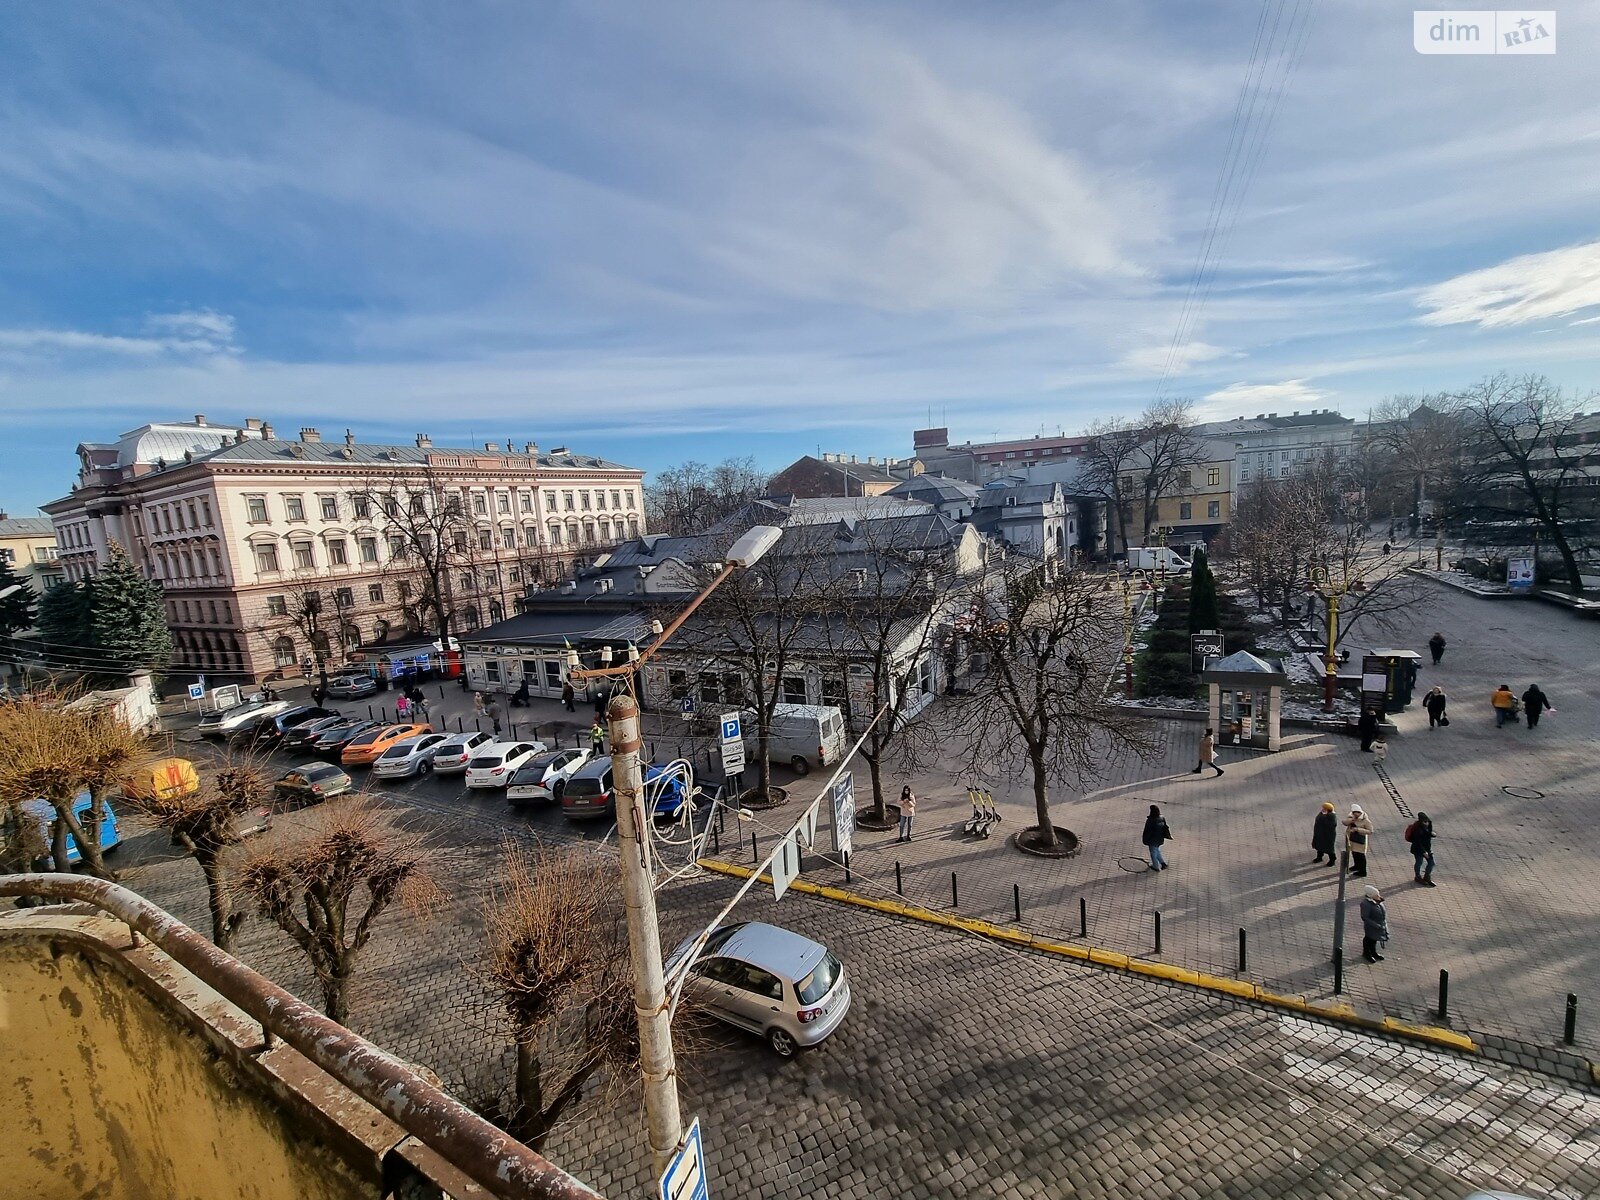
726, 525, 782, 568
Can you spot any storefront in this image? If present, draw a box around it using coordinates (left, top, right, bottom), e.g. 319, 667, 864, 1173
1202, 650, 1290, 752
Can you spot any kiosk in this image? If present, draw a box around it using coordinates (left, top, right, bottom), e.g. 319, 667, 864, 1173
1202, 650, 1290, 752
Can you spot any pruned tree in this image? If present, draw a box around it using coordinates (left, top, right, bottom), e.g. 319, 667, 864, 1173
240, 803, 440, 1023
941, 558, 1155, 852
1078, 418, 1144, 554
0, 695, 141, 880
1129, 399, 1206, 545
645, 457, 771, 537
481, 842, 637, 1149
817, 514, 975, 823
1444, 373, 1598, 594
123, 758, 272, 951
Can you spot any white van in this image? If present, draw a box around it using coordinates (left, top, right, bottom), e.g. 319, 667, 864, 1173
1125, 546, 1192, 574
745, 704, 848, 776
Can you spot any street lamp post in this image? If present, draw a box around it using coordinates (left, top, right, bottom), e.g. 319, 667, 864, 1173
1303, 567, 1366, 713
566, 525, 782, 1178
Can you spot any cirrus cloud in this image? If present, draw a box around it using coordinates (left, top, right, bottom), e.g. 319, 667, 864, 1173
1417, 240, 1600, 329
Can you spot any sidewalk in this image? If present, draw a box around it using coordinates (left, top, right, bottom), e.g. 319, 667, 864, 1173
704, 578, 1600, 1065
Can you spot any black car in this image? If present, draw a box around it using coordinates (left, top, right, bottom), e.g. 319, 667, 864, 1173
274, 763, 354, 806
311, 719, 382, 757
281, 714, 357, 753
233, 704, 343, 749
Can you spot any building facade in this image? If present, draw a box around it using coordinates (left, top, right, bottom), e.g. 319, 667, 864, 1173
766, 453, 912, 498
43, 416, 645, 682
0, 515, 63, 595
1197, 410, 1357, 489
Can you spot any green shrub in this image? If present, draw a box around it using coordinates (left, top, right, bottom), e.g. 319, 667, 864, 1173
1146, 629, 1189, 655
1137, 650, 1202, 700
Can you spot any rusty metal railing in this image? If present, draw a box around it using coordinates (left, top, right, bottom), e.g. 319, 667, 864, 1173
0, 873, 603, 1200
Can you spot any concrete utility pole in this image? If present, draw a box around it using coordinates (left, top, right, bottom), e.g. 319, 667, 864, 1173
605, 691, 682, 1177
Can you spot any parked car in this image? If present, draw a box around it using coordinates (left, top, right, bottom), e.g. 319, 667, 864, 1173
665, 922, 851, 1057
370, 733, 449, 780
464, 741, 548, 789
342, 723, 434, 767
505, 748, 593, 804
429, 731, 493, 774
559, 757, 691, 820
312, 718, 382, 756
282, 714, 358, 754
325, 672, 379, 699
197, 697, 293, 738
232, 704, 342, 749
12, 791, 122, 865
274, 763, 355, 806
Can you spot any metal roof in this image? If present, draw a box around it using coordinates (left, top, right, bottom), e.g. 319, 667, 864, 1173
0, 517, 55, 537
190, 439, 638, 472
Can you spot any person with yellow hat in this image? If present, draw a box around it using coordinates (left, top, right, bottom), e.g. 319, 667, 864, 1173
1311, 801, 1338, 865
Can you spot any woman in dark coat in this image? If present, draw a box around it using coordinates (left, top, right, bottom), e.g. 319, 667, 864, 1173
1312, 802, 1338, 865
1360, 885, 1389, 963
1408, 812, 1435, 886
1357, 708, 1380, 752
1522, 684, 1551, 729
1423, 686, 1448, 729
1141, 804, 1172, 872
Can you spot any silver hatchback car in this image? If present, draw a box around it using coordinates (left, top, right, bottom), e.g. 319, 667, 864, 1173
666, 922, 850, 1058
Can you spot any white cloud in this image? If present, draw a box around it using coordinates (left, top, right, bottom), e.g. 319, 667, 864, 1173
1118, 340, 1228, 375
1416, 240, 1600, 329
1200, 379, 1327, 420
0, 310, 238, 361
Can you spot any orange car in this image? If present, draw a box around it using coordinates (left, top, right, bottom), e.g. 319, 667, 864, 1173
341, 723, 433, 766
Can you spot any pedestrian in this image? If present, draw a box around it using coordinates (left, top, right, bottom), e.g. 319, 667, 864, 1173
486, 699, 503, 737
593, 688, 608, 719
414, 695, 431, 725
1191, 727, 1224, 777
1344, 804, 1373, 877
1491, 684, 1516, 727
473, 690, 487, 715
897, 786, 917, 843
1423, 686, 1448, 729
1405, 812, 1436, 886
395, 693, 410, 721
590, 719, 606, 755
1312, 801, 1338, 864
1360, 885, 1389, 963
1522, 683, 1551, 729
561, 678, 576, 712
1382, 540, 1392, 555
1141, 804, 1172, 871
1427, 632, 1446, 665
1357, 707, 1380, 752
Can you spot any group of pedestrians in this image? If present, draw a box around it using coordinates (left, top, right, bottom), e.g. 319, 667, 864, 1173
393, 685, 430, 725
1308, 802, 1436, 963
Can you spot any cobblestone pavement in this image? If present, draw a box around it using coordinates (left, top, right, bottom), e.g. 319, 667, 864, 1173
717, 576, 1600, 1065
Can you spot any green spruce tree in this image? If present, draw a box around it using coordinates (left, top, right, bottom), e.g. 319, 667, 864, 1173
1188, 548, 1221, 635
88, 542, 172, 681
36, 579, 96, 669
0, 558, 38, 678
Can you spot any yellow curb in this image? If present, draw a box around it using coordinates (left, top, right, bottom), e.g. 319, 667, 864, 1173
1590, 1063, 1600, 1087
694, 858, 1482, 1058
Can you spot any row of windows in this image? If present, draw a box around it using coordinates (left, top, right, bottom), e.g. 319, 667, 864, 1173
169, 597, 234, 625
250, 518, 638, 575
242, 486, 639, 525
138, 495, 214, 538
154, 544, 225, 582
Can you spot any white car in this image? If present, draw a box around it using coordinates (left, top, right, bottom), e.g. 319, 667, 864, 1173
370, 733, 449, 780
428, 731, 494, 774
197, 698, 292, 738
505, 748, 593, 805
464, 740, 548, 789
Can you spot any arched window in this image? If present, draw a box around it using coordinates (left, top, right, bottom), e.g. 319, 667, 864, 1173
342, 622, 361, 649
311, 631, 332, 663
489, 599, 505, 624
462, 605, 481, 631
373, 619, 391, 643
272, 636, 296, 669
548, 522, 563, 546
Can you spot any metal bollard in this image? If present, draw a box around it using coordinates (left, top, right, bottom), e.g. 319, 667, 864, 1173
382, 706, 390, 723
1438, 969, 1450, 1021
474, 717, 482, 732
844, 852, 851, 885
1565, 993, 1578, 1045
711, 823, 720, 855
368, 704, 374, 719
751, 831, 758, 864
1333, 947, 1344, 996
1154, 911, 1163, 954
895, 861, 903, 895
438, 686, 445, 700
951, 872, 959, 909
1238, 928, 1248, 973
456, 716, 464, 733
1079, 897, 1088, 938
1013, 883, 1022, 923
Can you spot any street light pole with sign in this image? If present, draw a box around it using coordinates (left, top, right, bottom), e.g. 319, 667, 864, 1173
566, 525, 783, 1179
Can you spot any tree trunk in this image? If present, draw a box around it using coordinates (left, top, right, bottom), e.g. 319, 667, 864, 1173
511, 1038, 544, 1145
866, 751, 886, 823
197, 850, 237, 952
1549, 525, 1585, 596
320, 959, 351, 1024
55, 804, 114, 880
1029, 744, 1055, 846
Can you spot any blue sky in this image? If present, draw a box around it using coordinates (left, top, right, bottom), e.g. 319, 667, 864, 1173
4, 1, 1599, 512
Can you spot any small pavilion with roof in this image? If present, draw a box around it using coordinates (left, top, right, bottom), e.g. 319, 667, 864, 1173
1201, 650, 1291, 751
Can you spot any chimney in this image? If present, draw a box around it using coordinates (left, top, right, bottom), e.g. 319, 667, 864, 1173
415, 433, 432, 449
234, 430, 246, 444
194, 413, 207, 426
485, 441, 500, 452
524, 441, 537, 454
344, 429, 356, 446
245, 417, 263, 431
299, 427, 322, 443
850, 454, 858, 464
261, 422, 276, 439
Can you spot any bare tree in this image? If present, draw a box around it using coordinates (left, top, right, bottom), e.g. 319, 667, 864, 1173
646, 457, 771, 537
480, 842, 637, 1149
1444, 373, 1599, 593
942, 559, 1155, 852
240, 802, 440, 1023
817, 515, 974, 823
1129, 399, 1206, 544
350, 464, 471, 650
123, 758, 272, 951
1078, 418, 1144, 554
0, 696, 142, 880
1362, 396, 1463, 527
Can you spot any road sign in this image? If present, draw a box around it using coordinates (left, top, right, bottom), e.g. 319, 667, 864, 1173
187, 683, 205, 701
719, 712, 745, 777
772, 830, 800, 901
659, 1116, 709, 1200
799, 798, 821, 850
830, 772, 855, 856
680, 695, 696, 721
210, 684, 242, 710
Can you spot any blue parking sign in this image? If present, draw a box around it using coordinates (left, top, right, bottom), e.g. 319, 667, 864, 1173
721, 715, 741, 742
681, 695, 696, 714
